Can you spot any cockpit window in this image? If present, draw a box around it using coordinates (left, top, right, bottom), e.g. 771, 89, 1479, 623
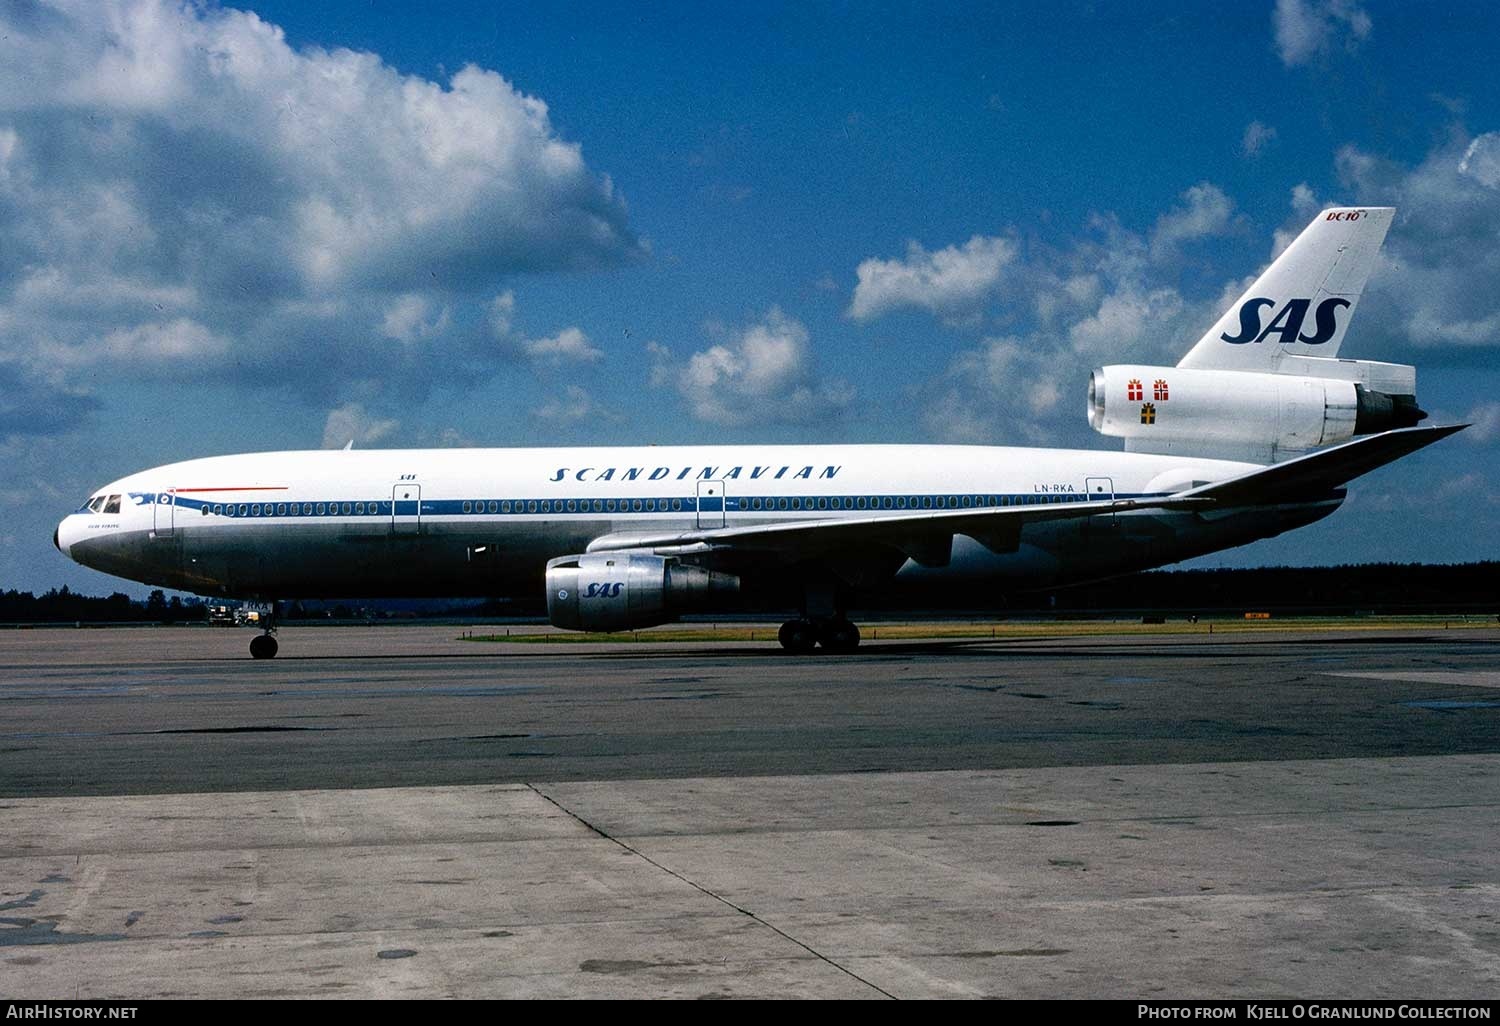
87, 496, 105, 513
103, 495, 121, 514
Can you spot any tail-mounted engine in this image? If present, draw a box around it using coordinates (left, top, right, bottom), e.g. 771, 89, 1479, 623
1088, 360, 1424, 458
546, 553, 740, 632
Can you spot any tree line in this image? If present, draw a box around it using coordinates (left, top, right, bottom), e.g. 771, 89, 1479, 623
5, 561, 1497, 622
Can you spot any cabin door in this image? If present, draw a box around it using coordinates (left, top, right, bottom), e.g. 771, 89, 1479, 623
696, 479, 726, 529
153, 490, 175, 537
392, 483, 422, 534
1084, 476, 1117, 537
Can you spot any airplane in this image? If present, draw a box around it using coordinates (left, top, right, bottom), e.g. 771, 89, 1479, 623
55, 206, 1461, 658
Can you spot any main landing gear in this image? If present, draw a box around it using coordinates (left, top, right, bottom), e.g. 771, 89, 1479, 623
778, 617, 861, 654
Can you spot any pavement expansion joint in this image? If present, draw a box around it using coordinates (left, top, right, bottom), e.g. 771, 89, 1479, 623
523, 781, 898, 1000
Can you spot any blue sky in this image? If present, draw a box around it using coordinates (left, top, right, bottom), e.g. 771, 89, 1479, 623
5, 0, 1500, 595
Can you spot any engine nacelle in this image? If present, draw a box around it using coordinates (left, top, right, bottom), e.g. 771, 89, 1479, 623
1088, 364, 1423, 455
545, 553, 740, 632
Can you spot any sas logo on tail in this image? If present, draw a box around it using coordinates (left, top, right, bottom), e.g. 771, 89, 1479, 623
1220, 297, 1350, 346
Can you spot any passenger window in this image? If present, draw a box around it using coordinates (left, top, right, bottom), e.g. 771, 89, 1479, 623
463, 501, 471, 513
238, 504, 248, 516
632, 499, 643, 512
355, 503, 364, 515
778, 498, 788, 510
201, 505, 210, 516
527, 501, 537, 513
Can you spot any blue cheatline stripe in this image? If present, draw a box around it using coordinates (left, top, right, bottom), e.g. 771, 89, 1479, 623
137, 489, 1165, 521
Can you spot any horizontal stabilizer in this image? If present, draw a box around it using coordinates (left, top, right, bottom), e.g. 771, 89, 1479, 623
1178, 424, 1465, 506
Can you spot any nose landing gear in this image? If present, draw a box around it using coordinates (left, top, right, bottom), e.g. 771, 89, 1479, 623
248, 601, 279, 659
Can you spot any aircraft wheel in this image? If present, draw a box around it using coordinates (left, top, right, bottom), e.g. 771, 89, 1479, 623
819, 619, 861, 653
778, 619, 818, 654
250, 634, 279, 660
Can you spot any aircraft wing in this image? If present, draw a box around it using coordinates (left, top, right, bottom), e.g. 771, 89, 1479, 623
1176, 424, 1465, 506
586, 492, 1212, 567
585, 425, 1462, 569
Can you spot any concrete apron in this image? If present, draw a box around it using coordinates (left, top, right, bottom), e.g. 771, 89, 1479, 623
2, 755, 1498, 999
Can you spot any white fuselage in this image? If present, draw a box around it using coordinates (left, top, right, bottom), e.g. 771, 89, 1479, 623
55, 442, 1340, 607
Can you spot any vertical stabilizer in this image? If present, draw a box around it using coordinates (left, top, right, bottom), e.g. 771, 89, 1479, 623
1177, 207, 1393, 371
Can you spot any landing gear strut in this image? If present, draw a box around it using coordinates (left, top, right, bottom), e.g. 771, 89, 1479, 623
249, 601, 279, 659
778, 575, 862, 654
777, 617, 861, 654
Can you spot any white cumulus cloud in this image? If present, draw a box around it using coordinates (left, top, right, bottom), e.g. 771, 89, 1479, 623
0, 0, 640, 433
1242, 120, 1278, 158
380, 294, 451, 343
321, 402, 399, 449
1149, 183, 1238, 262
521, 327, 604, 366
532, 385, 616, 424
1330, 134, 1500, 356
655, 309, 852, 427
1272, 0, 1372, 67
848, 235, 1015, 323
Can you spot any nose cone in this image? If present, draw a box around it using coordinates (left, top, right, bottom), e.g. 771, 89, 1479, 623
54, 515, 81, 561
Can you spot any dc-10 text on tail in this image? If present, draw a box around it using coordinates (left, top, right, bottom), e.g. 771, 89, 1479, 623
56, 208, 1461, 657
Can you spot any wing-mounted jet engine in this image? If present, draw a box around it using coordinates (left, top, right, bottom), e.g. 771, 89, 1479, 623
546, 553, 739, 631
